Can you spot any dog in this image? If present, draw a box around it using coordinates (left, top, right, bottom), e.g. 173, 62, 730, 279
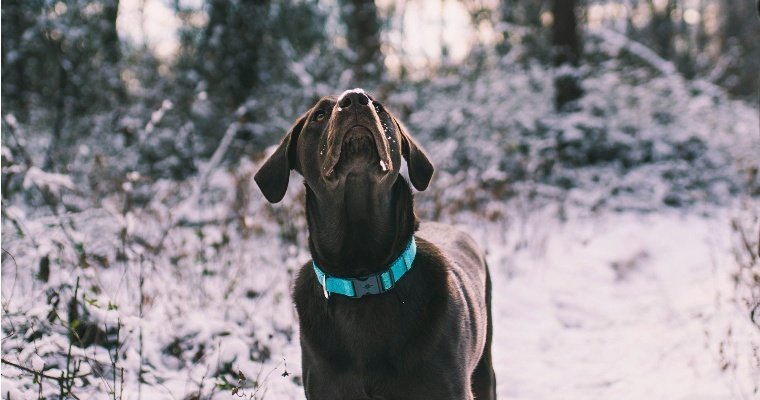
255, 89, 496, 399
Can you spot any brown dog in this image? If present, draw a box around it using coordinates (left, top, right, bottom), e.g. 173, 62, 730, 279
255, 89, 496, 399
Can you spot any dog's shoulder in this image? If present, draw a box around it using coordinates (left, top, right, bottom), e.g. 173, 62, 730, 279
416, 221, 488, 300
416, 221, 485, 266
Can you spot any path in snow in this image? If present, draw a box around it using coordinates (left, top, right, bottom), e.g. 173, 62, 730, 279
478, 209, 757, 400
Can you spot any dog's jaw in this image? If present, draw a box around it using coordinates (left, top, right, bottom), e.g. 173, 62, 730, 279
333, 126, 384, 175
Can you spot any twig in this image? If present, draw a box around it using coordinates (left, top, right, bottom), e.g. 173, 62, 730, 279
63, 278, 80, 398
138, 256, 145, 400
1, 248, 20, 310
591, 27, 676, 76
2, 115, 34, 166
731, 220, 758, 265
176, 216, 238, 228
232, 359, 285, 399
199, 121, 240, 190
1, 196, 40, 248
175, 120, 240, 221
43, 285, 114, 395
108, 318, 122, 400
1, 358, 92, 385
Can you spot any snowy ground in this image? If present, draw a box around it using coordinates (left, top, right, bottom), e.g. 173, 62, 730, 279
3, 194, 758, 399
484, 207, 758, 400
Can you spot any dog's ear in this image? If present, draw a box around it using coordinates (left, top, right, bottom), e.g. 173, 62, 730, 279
254, 112, 308, 203
394, 118, 434, 191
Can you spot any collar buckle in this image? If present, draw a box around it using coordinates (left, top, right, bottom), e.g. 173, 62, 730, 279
350, 273, 389, 298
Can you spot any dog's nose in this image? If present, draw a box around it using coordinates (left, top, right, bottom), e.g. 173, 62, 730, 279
338, 91, 370, 109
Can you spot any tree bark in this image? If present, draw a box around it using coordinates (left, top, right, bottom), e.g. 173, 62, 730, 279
102, 0, 127, 104
551, 0, 582, 110
1, 0, 29, 120
646, 0, 675, 60
340, 0, 384, 84
102, 0, 121, 65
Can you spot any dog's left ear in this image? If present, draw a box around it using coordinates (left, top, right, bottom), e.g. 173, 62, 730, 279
254, 113, 308, 203
394, 118, 434, 191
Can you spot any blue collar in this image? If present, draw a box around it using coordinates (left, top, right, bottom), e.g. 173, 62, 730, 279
312, 237, 417, 299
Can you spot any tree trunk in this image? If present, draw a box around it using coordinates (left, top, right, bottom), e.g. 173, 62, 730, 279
102, 0, 121, 65
1, 0, 29, 120
201, 0, 264, 108
551, 0, 582, 110
496, 0, 515, 55
102, 0, 127, 105
646, 0, 675, 59
340, 0, 384, 84
716, 0, 760, 97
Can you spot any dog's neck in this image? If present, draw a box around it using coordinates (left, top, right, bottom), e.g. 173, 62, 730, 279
305, 177, 417, 277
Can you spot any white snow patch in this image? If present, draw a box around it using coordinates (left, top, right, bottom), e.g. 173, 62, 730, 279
478, 209, 758, 400
337, 87, 367, 102
30, 354, 45, 372
22, 166, 75, 192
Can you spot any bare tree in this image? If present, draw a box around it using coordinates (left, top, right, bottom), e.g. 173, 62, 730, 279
646, 0, 675, 59
102, 0, 121, 66
340, 0, 384, 84
1, 0, 29, 120
551, 0, 583, 110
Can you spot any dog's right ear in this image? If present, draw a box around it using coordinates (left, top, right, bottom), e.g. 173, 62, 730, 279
254, 113, 308, 203
394, 118, 434, 191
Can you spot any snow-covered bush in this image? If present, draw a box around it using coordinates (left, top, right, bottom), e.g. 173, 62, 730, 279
389, 50, 757, 218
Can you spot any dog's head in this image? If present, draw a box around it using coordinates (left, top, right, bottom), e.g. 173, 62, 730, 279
254, 89, 434, 203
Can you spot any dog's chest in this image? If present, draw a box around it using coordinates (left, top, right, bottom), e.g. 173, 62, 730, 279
326, 299, 408, 359
302, 359, 464, 400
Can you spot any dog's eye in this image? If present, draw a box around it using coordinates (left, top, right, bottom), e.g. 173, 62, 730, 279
312, 110, 326, 122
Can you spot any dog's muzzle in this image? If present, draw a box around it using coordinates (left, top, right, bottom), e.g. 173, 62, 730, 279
322, 89, 393, 178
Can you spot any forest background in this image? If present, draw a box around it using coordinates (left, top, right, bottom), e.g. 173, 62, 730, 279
2, 0, 759, 398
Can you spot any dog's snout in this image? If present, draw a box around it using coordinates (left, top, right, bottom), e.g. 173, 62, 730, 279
338, 91, 370, 109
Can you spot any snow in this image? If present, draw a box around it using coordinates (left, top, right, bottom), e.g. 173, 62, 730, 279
30, 354, 45, 372
3, 183, 758, 398
481, 209, 758, 399
143, 99, 173, 135
337, 87, 368, 104
22, 166, 75, 192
